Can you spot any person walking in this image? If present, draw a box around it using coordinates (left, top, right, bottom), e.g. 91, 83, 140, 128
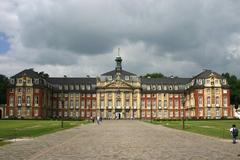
230, 124, 238, 144
97, 116, 100, 125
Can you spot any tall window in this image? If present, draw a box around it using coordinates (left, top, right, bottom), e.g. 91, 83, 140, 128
26, 96, 31, 106
216, 96, 219, 106
100, 100, 104, 108
198, 96, 203, 107
223, 96, 227, 107
92, 100, 96, 109
164, 100, 167, 109
158, 100, 162, 109
141, 100, 145, 107
76, 100, 79, 109
34, 96, 39, 106
17, 96, 22, 106
147, 100, 151, 109
108, 100, 112, 108
169, 99, 173, 109
133, 100, 137, 108
10, 96, 14, 106
87, 99, 91, 109
174, 99, 178, 108
152, 100, 156, 109
207, 96, 211, 106
70, 100, 74, 108
81, 100, 85, 109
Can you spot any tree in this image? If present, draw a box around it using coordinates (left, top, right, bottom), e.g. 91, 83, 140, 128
222, 73, 240, 105
0, 74, 8, 104
143, 73, 165, 78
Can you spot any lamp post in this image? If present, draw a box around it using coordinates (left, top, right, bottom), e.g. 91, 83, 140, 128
61, 87, 64, 128
181, 92, 186, 130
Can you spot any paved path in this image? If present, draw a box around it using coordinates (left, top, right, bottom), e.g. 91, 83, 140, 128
0, 120, 240, 160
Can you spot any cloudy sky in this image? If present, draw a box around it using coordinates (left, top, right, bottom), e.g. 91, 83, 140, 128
0, 0, 240, 78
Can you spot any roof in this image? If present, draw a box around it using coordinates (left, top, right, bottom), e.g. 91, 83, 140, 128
48, 77, 96, 84
12, 69, 39, 78
141, 77, 192, 85
193, 69, 222, 79
101, 69, 136, 76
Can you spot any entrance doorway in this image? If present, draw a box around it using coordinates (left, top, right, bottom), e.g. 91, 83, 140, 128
115, 112, 122, 119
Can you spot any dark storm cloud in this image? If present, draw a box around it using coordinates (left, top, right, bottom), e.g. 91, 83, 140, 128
1, 0, 240, 76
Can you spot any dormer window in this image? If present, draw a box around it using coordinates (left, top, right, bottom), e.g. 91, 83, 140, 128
222, 79, 226, 85
64, 85, 68, 90
152, 85, 156, 90
215, 80, 218, 85
86, 85, 90, 90
10, 79, 15, 85
18, 79, 22, 84
108, 76, 112, 81
163, 86, 167, 90
59, 85, 62, 90
125, 76, 129, 81
198, 79, 202, 85
70, 85, 74, 90
169, 86, 172, 90
174, 85, 178, 90
80, 84, 85, 90
34, 79, 39, 84
147, 85, 150, 91
158, 85, 161, 90
27, 79, 32, 84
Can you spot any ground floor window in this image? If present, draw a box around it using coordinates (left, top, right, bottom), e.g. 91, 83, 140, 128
10, 109, 13, 116
35, 109, 38, 117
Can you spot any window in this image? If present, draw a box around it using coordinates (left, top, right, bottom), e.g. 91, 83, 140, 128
141, 100, 145, 107
34, 79, 39, 84
158, 100, 162, 109
10, 109, 13, 116
152, 85, 156, 90
133, 100, 137, 108
174, 99, 178, 108
10, 96, 14, 106
86, 85, 90, 90
87, 99, 91, 108
169, 99, 173, 109
147, 100, 151, 109
158, 85, 161, 90
108, 100, 112, 108
198, 96, 203, 107
76, 100, 79, 109
59, 85, 62, 90
64, 101, 68, 109
125, 76, 129, 81
223, 96, 227, 107
216, 108, 220, 117
26, 96, 31, 106
147, 85, 150, 91
27, 109, 30, 116
75, 85, 79, 90
108, 76, 112, 81
18, 108, 21, 116
207, 96, 211, 106
80, 85, 85, 90
163, 86, 167, 90
174, 86, 178, 90
70, 85, 74, 90
216, 96, 220, 106
207, 108, 211, 117
222, 79, 227, 85
81, 100, 85, 109
17, 96, 22, 106
64, 85, 68, 90
18, 79, 22, 84
152, 100, 156, 109
92, 100, 96, 109
164, 100, 167, 109
10, 79, 15, 85
215, 80, 218, 85
100, 100, 104, 108
27, 79, 32, 84
125, 100, 129, 107
70, 100, 74, 109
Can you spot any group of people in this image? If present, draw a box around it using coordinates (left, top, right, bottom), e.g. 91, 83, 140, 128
90, 116, 102, 125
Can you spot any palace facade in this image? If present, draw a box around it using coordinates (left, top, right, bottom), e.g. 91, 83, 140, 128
5, 56, 233, 119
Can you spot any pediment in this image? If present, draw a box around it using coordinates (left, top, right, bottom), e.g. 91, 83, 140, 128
104, 80, 133, 89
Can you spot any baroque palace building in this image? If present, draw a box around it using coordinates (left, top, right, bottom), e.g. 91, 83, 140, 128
5, 55, 233, 119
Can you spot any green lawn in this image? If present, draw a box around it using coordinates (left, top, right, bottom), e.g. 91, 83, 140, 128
0, 120, 90, 145
148, 119, 240, 139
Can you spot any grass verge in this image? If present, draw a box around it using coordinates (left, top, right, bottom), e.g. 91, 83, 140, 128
147, 119, 240, 139
0, 120, 90, 146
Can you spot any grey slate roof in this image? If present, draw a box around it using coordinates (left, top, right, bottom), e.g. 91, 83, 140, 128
193, 69, 222, 79
12, 68, 39, 78
48, 77, 96, 84
101, 69, 136, 76
141, 77, 192, 85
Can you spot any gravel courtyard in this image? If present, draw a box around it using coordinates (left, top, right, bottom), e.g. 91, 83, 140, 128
0, 120, 239, 160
